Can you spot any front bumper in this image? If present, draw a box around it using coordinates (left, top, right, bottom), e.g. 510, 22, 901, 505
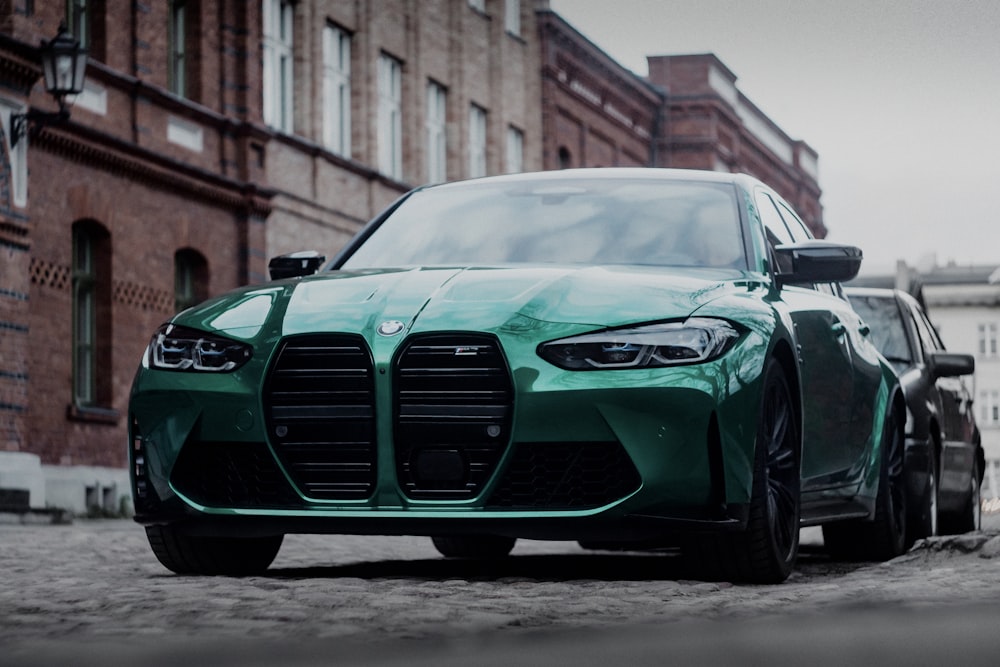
129, 330, 767, 540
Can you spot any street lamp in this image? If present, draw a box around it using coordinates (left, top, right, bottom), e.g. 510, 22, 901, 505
10, 22, 88, 148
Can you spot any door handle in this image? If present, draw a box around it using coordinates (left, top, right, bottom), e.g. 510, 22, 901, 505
858, 323, 871, 336
831, 322, 846, 337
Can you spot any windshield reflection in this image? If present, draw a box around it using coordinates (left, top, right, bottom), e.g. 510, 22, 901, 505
341, 178, 747, 270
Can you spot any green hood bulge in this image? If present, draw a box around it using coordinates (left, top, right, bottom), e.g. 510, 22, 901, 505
177, 265, 757, 340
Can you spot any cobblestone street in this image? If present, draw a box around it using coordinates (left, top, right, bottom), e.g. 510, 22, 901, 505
3, 515, 1000, 665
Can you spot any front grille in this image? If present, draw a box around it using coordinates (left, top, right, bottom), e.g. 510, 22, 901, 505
487, 441, 642, 509
264, 335, 377, 500
394, 334, 513, 500
171, 441, 302, 508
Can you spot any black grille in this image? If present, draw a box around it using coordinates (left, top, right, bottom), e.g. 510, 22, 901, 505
264, 335, 377, 500
171, 441, 302, 508
487, 441, 641, 509
394, 334, 513, 500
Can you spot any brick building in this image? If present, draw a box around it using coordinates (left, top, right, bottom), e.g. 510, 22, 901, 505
1, 1, 824, 514
648, 54, 825, 237
0, 0, 543, 513
536, 8, 662, 170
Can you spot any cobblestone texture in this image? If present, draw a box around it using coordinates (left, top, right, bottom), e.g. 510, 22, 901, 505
2, 516, 1000, 665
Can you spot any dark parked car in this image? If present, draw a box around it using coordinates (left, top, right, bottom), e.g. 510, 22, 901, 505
129, 168, 906, 583
846, 287, 983, 540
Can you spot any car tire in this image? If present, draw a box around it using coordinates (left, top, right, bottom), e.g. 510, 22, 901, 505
145, 525, 283, 576
432, 535, 516, 559
906, 437, 938, 546
939, 456, 981, 535
823, 403, 907, 561
681, 359, 800, 584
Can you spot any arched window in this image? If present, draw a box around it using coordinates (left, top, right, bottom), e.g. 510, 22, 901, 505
174, 248, 209, 312
558, 146, 572, 170
72, 220, 112, 408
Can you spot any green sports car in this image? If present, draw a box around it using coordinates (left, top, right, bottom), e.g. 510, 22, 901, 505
129, 168, 905, 583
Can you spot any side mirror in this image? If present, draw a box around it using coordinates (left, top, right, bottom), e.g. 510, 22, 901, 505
929, 351, 975, 378
774, 241, 863, 285
268, 251, 326, 280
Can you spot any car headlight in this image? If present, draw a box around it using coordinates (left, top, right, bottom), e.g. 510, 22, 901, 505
146, 324, 253, 372
538, 318, 740, 370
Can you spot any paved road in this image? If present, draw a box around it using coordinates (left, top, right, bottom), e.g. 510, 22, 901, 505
3, 515, 1000, 665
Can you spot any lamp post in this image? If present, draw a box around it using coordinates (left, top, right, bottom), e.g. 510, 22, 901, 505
10, 22, 88, 148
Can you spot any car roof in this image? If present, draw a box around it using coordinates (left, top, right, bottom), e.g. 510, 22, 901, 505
420, 167, 762, 192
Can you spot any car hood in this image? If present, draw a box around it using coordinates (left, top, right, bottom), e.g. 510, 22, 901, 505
176, 265, 761, 340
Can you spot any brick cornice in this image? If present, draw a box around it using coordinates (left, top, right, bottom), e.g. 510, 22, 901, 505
32, 122, 274, 218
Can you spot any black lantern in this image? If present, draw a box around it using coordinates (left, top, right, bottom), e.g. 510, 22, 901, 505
10, 22, 88, 147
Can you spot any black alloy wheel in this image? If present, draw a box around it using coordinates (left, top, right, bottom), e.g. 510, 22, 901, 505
823, 402, 907, 561
682, 358, 800, 584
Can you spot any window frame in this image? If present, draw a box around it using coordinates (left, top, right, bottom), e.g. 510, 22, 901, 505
468, 103, 487, 178
505, 125, 523, 174
322, 24, 352, 155
425, 80, 447, 183
377, 53, 403, 180
262, 0, 295, 133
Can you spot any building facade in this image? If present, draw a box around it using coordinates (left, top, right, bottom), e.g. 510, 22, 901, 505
0, 0, 543, 513
647, 54, 825, 238
2, 1, 825, 514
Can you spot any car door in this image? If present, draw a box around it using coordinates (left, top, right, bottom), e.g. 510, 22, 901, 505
755, 191, 863, 486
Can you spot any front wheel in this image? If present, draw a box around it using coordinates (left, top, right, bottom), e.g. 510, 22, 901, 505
824, 402, 907, 561
681, 358, 800, 583
145, 525, 283, 576
939, 456, 981, 535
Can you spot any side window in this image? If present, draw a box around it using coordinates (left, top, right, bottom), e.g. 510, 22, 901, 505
912, 306, 943, 354
777, 201, 814, 241
755, 192, 794, 274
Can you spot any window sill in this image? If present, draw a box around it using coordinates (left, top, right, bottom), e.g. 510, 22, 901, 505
67, 404, 121, 425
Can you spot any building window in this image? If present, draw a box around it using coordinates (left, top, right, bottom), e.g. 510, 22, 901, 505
377, 53, 403, 180
262, 0, 294, 133
322, 24, 351, 156
0, 100, 28, 207
425, 81, 447, 183
505, 0, 521, 36
981, 390, 1000, 426
175, 248, 208, 312
505, 125, 523, 174
468, 0, 485, 12
66, 0, 90, 48
979, 323, 998, 358
72, 221, 111, 408
468, 104, 487, 178
557, 146, 572, 170
169, 0, 187, 97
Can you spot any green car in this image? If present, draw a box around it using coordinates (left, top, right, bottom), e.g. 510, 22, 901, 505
129, 168, 904, 583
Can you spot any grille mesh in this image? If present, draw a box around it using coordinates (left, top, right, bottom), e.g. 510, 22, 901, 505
171, 441, 302, 508
264, 334, 377, 500
394, 334, 513, 500
487, 441, 642, 509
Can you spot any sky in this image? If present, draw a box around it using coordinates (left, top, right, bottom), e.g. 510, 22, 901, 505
548, 0, 1000, 275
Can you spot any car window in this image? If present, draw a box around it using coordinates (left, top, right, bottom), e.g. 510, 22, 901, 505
341, 179, 749, 269
754, 192, 794, 274
848, 294, 914, 367
777, 201, 813, 242
911, 305, 944, 353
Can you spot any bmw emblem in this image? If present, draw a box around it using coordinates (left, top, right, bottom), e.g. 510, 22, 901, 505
377, 320, 405, 337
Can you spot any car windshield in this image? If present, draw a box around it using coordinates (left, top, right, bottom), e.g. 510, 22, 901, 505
849, 294, 913, 367
340, 178, 747, 269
